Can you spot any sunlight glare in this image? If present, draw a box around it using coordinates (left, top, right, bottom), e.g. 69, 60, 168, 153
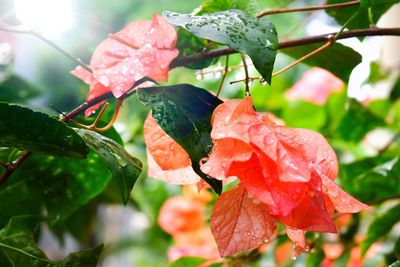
14, 0, 74, 38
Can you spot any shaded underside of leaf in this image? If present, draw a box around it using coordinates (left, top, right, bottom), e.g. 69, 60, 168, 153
0, 215, 103, 267
75, 128, 143, 205
282, 42, 362, 82
326, 0, 399, 30
163, 9, 278, 83
138, 84, 223, 194
0, 103, 88, 158
0, 152, 112, 227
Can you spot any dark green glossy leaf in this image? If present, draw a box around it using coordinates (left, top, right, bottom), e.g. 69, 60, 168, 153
75, 129, 142, 205
164, 9, 278, 83
334, 99, 385, 142
169, 256, 207, 267
0, 216, 102, 267
340, 157, 400, 203
0, 75, 41, 103
137, 84, 223, 194
326, 0, 399, 30
395, 236, 400, 258
60, 245, 103, 267
0, 103, 88, 158
176, 29, 218, 69
197, 0, 258, 15
282, 42, 362, 82
361, 203, 400, 254
0, 152, 111, 227
389, 261, 400, 267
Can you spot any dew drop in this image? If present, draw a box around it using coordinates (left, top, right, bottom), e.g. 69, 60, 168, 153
292, 256, 297, 261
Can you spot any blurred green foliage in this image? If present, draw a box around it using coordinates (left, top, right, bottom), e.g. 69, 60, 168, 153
0, 0, 400, 266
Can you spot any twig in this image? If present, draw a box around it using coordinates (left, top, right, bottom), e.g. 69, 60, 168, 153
1, 27, 400, 185
240, 54, 251, 96
272, 35, 335, 77
217, 55, 229, 97
0, 23, 91, 72
230, 77, 259, 85
0, 151, 31, 184
256, 0, 360, 17
170, 28, 400, 69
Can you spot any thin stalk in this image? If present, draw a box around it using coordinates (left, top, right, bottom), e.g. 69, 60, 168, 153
257, 0, 360, 17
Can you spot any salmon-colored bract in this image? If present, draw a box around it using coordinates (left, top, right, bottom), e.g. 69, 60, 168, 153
71, 14, 179, 116
201, 97, 370, 256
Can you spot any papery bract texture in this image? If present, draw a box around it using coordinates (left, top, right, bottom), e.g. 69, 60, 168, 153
204, 97, 370, 256
210, 185, 276, 257
71, 14, 179, 116
144, 112, 200, 184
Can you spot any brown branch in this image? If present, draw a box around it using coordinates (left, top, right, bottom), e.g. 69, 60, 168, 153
256, 0, 360, 17
240, 54, 251, 96
217, 55, 230, 97
1, 27, 400, 185
0, 23, 91, 72
272, 35, 335, 77
171, 27, 400, 69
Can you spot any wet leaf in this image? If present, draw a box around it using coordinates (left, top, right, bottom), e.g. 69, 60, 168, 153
75, 129, 143, 205
0, 152, 111, 227
138, 84, 223, 194
164, 9, 278, 83
0, 103, 88, 158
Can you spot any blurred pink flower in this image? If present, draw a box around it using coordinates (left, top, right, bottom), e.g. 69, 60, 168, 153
285, 68, 344, 105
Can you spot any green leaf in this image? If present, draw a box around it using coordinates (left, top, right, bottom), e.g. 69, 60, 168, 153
282, 42, 362, 82
0, 75, 41, 103
137, 84, 223, 194
164, 9, 278, 84
282, 100, 327, 131
389, 261, 400, 267
340, 157, 400, 203
326, 0, 399, 30
306, 248, 325, 267
361, 203, 400, 255
334, 99, 385, 142
169, 256, 207, 267
0, 152, 112, 227
395, 236, 400, 258
0, 103, 88, 158
0, 216, 102, 267
197, 0, 258, 15
75, 129, 143, 205
176, 29, 218, 69
59, 245, 103, 267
